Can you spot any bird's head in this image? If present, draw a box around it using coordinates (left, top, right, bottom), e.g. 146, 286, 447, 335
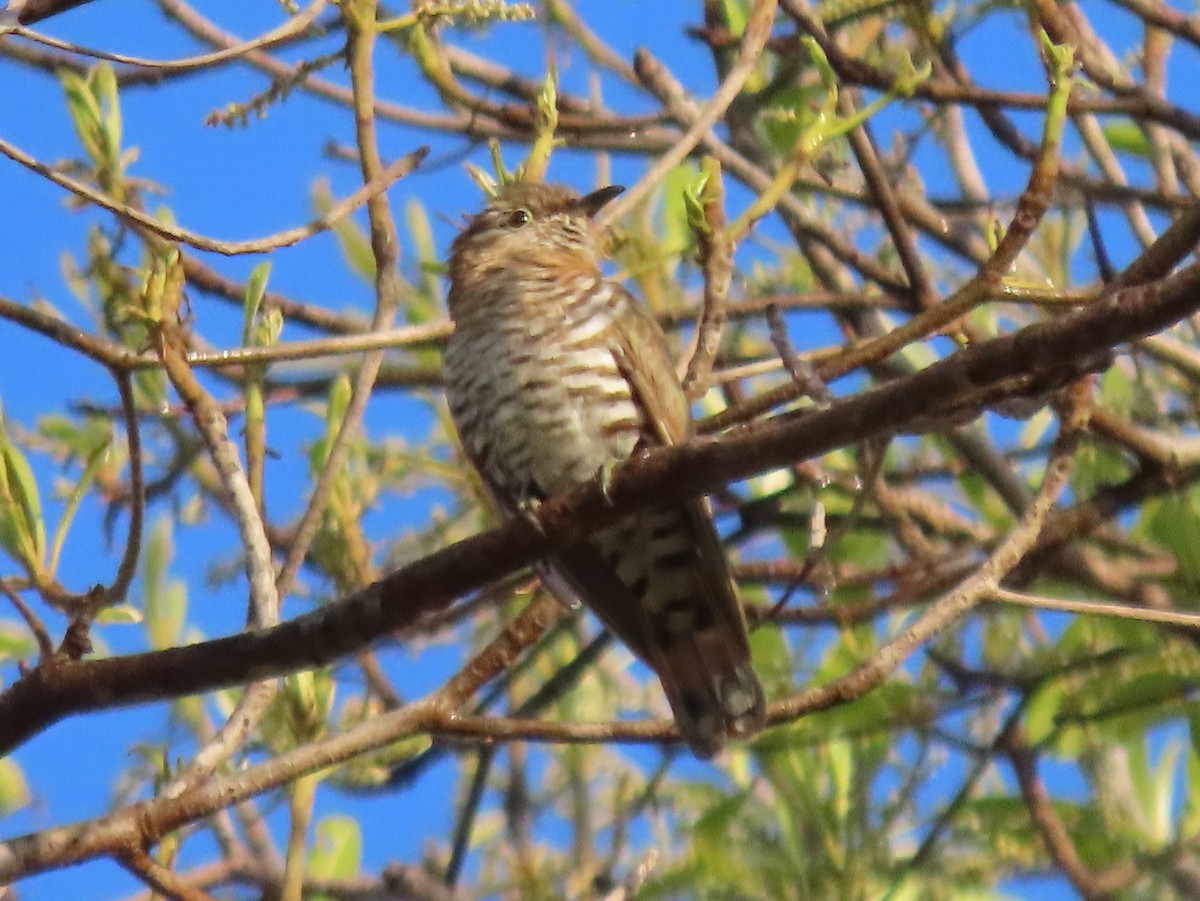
447, 182, 624, 292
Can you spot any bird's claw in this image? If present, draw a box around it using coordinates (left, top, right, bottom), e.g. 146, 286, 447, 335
597, 460, 619, 506
516, 495, 546, 535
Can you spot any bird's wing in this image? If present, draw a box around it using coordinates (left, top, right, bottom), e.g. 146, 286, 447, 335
603, 284, 691, 448
545, 284, 764, 757
601, 283, 754, 660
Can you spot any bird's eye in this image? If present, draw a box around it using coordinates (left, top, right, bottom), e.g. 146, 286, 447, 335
507, 209, 532, 228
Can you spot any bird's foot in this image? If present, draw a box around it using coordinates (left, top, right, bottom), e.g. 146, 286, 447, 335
596, 460, 620, 506
516, 494, 545, 534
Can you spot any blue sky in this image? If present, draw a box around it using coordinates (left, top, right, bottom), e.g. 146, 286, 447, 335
2, 1, 1188, 898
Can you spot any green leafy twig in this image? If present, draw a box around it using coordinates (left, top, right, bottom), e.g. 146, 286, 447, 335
680, 157, 735, 399
727, 37, 930, 240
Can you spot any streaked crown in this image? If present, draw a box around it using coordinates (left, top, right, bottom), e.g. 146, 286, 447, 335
448, 182, 624, 295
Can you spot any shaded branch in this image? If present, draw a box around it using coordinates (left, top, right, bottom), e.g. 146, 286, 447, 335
1, 257, 1198, 754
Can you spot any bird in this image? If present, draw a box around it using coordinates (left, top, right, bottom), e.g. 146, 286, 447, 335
443, 180, 765, 758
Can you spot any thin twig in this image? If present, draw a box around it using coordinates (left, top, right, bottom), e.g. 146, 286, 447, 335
990, 588, 1200, 629
680, 158, 734, 398
0, 293, 451, 371
10, 0, 325, 71
0, 583, 54, 659
273, 0, 406, 601
155, 256, 281, 796
116, 846, 222, 901
0, 134, 428, 255
702, 47, 1074, 431
765, 303, 833, 404
95, 371, 144, 607
596, 0, 778, 227
1003, 722, 1139, 899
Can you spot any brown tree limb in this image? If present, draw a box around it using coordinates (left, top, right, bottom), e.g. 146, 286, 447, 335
0, 592, 562, 883
0, 258, 1197, 755
1003, 722, 1139, 898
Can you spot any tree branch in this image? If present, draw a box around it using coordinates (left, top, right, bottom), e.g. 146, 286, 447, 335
0, 258, 1197, 754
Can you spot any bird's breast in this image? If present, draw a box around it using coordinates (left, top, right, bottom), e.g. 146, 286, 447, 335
445, 279, 642, 501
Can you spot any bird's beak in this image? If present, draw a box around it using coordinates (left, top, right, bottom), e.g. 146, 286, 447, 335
576, 185, 625, 218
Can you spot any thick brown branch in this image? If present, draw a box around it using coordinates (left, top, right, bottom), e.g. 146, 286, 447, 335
10, 0, 95, 25
1, 259, 1199, 755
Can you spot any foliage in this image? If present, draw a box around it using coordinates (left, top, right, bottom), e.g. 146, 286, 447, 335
2, 1, 1200, 900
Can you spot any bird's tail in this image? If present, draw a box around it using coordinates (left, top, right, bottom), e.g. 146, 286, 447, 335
652, 614, 765, 758
587, 502, 766, 758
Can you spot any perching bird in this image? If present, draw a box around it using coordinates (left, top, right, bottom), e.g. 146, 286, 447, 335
443, 181, 765, 757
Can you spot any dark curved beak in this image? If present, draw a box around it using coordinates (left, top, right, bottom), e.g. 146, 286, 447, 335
576, 184, 625, 217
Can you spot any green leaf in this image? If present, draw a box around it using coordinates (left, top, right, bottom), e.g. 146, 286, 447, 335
326, 374, 353, 435
660, 163, 700, 258
719, 0, 750, 35
404, 199, 441, 322
254, 306, 283, 349
1142, 489, 1200, 585
281, 667, 336, 742
757, 682, 927, 753
47, 429, 111, 577
143, 516, 188, 650
1183, 726, 1200, 837
748, 615, 794, 699
1103, 119, 1151, 157
689, 789, 754, 887
1027, 640, 1200, 756
1072, 442, 1133, 499
38, 413, 114, 464
981, 608, 1026, 671
0, 620, 37, 662
827, 528, 890, 571
142, 514, 172, 605
1099, 360, 1134, 418
308, 815, 362, 888
60, 70, 105, 162
313, 178, 377, 280
95, 604, 144, 625
1017, 407, 1054, 452
828, 738, 852, 825
1150, 738, 1184, 848
0, 407, 45, 568
681, 165, 705, 236
92, 62, 122, 160
241, 261, 272, 345
1023, 679, 1071, 749
758, 85, 816, 155
0, 758, 31, 814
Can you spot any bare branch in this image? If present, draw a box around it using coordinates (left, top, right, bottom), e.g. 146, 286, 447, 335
0, 135, 428, 255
